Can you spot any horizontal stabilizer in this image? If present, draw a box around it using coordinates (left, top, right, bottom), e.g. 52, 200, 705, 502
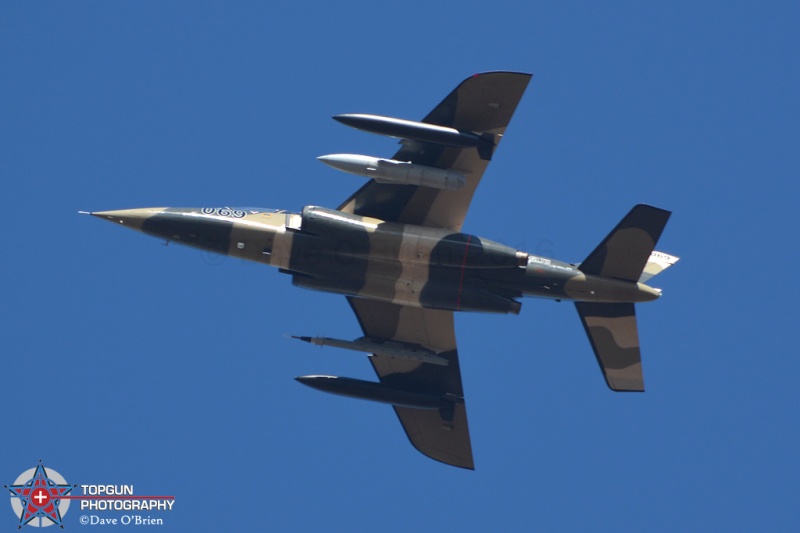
575, 302, 643, 392
579, 205, 671, 282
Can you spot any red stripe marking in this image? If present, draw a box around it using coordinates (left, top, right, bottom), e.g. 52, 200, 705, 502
59, 496, 175, 500
455, 235, 472, 310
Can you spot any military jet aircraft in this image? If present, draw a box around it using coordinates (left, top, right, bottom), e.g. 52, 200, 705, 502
87, 72, 678, 469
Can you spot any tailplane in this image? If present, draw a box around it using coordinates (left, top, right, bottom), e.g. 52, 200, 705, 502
576, 302, 643, 391
579, 204, 671, 282
576, 204, 675, 392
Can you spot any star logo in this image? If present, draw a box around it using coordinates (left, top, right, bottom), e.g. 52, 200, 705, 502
5, 461, 76, 529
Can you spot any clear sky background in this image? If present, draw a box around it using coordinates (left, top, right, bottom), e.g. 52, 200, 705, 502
2, 2, 798, 531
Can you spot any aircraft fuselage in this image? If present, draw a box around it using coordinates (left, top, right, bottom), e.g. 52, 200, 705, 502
92, 205, 660, 315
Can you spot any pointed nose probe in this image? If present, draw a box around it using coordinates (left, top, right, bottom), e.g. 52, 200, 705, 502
86, 208, 167, 231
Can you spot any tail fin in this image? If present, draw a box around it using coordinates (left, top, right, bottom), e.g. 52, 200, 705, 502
575, 302, 643, 391
639, 251, 680, 283
579, 205, 671, 282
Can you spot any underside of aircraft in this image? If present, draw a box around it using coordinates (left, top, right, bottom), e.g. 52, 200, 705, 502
88, 72, 678, 469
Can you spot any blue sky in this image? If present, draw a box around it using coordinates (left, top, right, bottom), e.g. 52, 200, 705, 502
2, 2, 798, 531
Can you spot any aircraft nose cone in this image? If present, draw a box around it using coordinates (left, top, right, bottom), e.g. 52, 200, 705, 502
90, 208, 166, 231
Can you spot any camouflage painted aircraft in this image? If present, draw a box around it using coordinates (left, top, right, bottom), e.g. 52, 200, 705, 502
87, 72, 678, 469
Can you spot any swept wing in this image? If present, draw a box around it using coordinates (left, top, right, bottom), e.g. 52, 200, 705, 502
337, 72, 531, 230
347, 297, 473, 469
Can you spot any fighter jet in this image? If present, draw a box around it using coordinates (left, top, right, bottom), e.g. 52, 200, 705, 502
87, 72, 678, 469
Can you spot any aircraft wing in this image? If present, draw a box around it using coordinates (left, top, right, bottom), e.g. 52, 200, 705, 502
337, 71, 532, 231
347, 296, 474, 469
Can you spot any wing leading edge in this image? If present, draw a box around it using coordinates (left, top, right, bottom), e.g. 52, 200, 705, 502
347, 297, 474, 469
337, 71, 532, 230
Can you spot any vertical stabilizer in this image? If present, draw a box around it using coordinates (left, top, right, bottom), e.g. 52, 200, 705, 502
639, 251, 680, 283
